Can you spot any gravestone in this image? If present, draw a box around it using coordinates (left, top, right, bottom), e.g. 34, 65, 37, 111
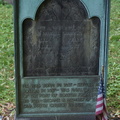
14, 0, 110, 120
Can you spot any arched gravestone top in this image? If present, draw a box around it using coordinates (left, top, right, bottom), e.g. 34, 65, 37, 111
23, 0, 100, 76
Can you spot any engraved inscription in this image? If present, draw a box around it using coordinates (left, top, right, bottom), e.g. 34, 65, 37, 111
20, 77, 99, 113
23, 0, 100, 76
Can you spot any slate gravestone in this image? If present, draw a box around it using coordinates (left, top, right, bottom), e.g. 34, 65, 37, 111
14, 0, 110, 120
23, 0, 100, 76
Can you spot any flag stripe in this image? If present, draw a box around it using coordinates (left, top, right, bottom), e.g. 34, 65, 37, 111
97, 97, 103, 101
96, 100, 103, 105
96, 103, 104, 108
97, 94, 103, 98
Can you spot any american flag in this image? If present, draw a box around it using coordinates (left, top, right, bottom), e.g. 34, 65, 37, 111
96, 76, 108, 120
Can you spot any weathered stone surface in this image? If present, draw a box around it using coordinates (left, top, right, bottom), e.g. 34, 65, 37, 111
20, 77, 99, 114
23, 0, 100, 76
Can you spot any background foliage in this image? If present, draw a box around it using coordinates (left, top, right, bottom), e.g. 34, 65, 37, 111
0, 0, 120, 117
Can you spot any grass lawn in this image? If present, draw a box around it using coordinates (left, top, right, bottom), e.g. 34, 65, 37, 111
107, 0, 120, 113
0, 3, 15, 115
0, 0, 120, 117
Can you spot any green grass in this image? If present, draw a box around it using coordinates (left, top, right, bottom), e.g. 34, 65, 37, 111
0, 4, 15, 108
0, 0, 120, 115
107, 0, 120, 111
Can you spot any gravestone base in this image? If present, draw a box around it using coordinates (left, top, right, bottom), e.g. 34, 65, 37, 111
16, 114, 96, 120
